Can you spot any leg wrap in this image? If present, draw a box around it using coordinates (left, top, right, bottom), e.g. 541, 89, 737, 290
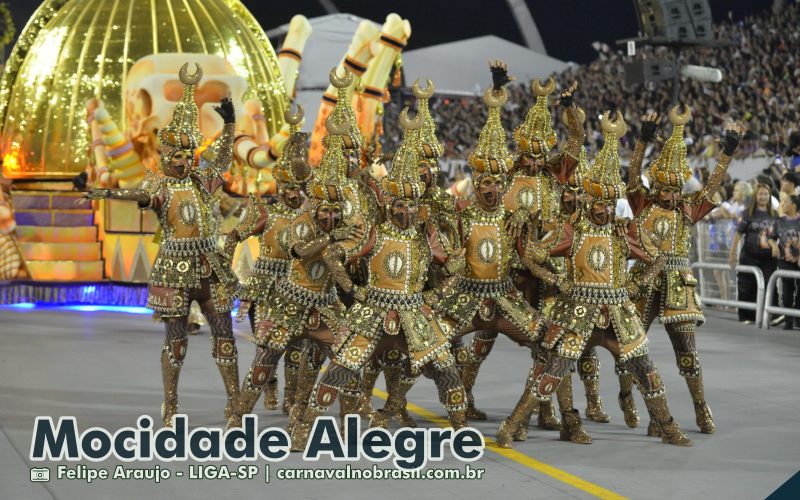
622, 354, 666, 400
206, 311, 234, 339
666, 322, 701, 378
310, 364, 359, 413
577, 348, 600, 382
164, 317, 189, 366
431, 364, 468, 412
469, 331, 498, 361
529, 354, 574, 401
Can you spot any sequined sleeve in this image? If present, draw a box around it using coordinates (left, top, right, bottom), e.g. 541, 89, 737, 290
209, 123, 235, 176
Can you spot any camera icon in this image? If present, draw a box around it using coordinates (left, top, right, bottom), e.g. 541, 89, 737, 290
30, 467, 50, 482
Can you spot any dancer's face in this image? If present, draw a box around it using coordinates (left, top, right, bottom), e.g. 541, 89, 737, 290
477, 175, 503, 210
167, 150, 193, 179
588, 199, 614, 226
656, 186, 681, 211
390, 199, 417, 230
281, 185, 303, 209
561, 190, 579, 215
314, 202, 342, 233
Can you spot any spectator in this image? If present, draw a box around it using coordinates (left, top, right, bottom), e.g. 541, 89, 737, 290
384, 3, 800, 172
772, 194, 800, 329
780, 171, 800, 196
729, 183, 778, 324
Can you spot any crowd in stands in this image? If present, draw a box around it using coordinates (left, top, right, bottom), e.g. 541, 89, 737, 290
384, 2, 800, 177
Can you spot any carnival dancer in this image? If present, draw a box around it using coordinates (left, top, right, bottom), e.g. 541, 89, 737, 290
85, 64, 240, 427
494, 83, 599, 447
290, 108, 468, 450
227, 115, 363, 428
625, 105, 744, 435
356, 78, 459, 428
225, 105, 312, 416
504, 110, 693, 447
438, 62, 558, 424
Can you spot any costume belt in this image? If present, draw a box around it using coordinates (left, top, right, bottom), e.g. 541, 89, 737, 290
457, 277, 513, 299
366, 288, 424, 310
276, 279, 338, 308
662, 255, 690, 271
570, 285, 628, 305
162, 236, 219, 257
251, 257, 291, 276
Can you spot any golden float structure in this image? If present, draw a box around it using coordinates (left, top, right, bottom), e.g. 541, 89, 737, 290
0, 0, 287, 179
0, 0, 291, 300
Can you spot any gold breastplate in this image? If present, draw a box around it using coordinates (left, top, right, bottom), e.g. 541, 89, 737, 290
368, 226, 429, 293
462, 208, 511, 281
503, 173, 560, 221
289, 257, 330, 293
260, 213, 294, 260
639, 205, 690, 257
571, 221, 627, 289
161, 179, 212, 241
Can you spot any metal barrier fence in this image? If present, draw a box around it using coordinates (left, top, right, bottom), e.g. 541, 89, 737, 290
690, 262, 765, 327
694, 220, 738, 302
760, 269, 800, 330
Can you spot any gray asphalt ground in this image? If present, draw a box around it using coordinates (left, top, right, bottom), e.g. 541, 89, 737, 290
0, 306, 798, 500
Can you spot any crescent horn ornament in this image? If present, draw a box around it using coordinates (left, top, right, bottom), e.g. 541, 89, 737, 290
325, 114, 350, 135
399, 107, 423, 131
329, 67, 353, 89
412, 79, 435, 98
669, 104, 692, 126
532, 77, 555, 96
600, 110, 627, 136
179, 62, 203, 85
285, 103, 304, 125
483, 86, 508, 108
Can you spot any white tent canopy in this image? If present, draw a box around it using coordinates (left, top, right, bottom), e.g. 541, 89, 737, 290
403, 35, 570, 95
266, 17, 570, 129
267, 13, 378, 91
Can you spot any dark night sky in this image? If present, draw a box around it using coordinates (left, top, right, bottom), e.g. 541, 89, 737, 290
6, 0, 775, 64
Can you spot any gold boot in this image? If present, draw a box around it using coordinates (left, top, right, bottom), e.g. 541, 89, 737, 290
647, 420, 661, 437
228, 365, 272, 428
448, 409, 468, 430
287, 347, 323, 432
537, 397, 561, 430
160, 346, 183, 428
338, 393, 361, 430
686, 376, 715, 434
560, 409, 592, 444
287, 369, 318, 433
282, 363, 299, 415
644, 395, 692, 446
370, 388, 404, 428
217, 362, 241, 423
460, 360, 488, 420
290, 407, 324, 452
496, 395, 536, 448
212, 337, 240, 422
263, 377, 279, 411
554, 376, 589, 443
583, 379, 611, 423
357, 365, 381, 419
512, 407, 534, 441
392, 375, 418, 427
618, 373, 640, 428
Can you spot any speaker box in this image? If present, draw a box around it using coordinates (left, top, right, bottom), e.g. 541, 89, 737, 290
634, 0, 712, 41
624, 58, 678, 86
